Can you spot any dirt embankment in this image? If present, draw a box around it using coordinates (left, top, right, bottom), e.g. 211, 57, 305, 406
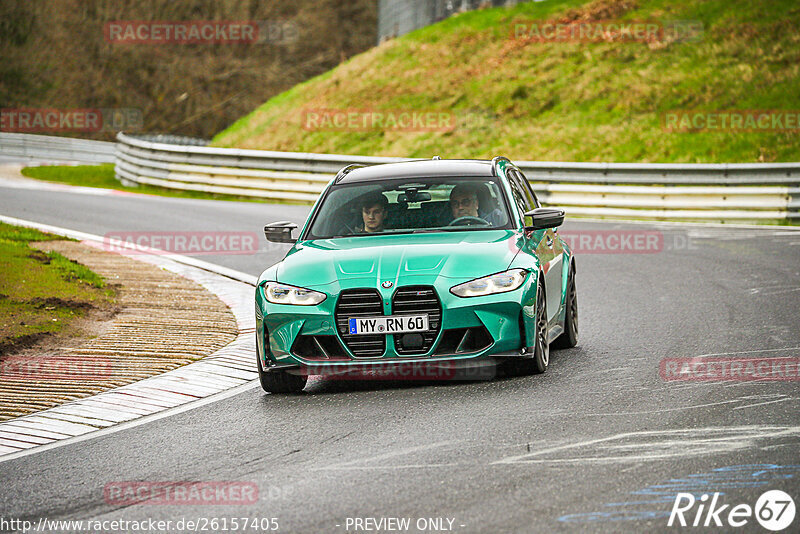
0, 240, 238, 421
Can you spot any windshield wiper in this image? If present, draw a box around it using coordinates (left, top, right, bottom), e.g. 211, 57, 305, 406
324, 230, 418, 239
438, 227, 493, 232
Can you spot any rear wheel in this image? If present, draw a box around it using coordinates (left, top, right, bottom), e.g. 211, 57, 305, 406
257, 353, 306, 394
553, 262, 578, 349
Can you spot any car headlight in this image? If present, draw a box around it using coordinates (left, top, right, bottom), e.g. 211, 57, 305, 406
263, 282, 326, 305
450, 269, 527, 298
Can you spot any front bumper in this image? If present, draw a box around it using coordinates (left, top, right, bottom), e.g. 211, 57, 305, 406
256, 277, 538, 373
265, 356, 507, 382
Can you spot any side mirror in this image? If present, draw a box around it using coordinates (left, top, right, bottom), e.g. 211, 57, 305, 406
264, 221, 298, 243
524, 207, 565, 231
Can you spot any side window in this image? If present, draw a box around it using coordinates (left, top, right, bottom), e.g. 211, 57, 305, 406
506, 171, 528, 219
510, 169, 538, 210
516, 170, 541, 208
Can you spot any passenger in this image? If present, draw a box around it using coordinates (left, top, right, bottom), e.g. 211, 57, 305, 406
448, 183, 503, 226
356, 192, 389, 233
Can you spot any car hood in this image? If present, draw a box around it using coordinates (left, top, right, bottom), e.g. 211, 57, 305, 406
277, 230, 520, 288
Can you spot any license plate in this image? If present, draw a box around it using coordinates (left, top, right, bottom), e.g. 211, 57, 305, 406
348, 315, 429, 335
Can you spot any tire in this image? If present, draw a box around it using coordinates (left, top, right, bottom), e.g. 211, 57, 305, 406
552, 262, 578, 349
510, 275, 549, 375
257, 353, 307, 394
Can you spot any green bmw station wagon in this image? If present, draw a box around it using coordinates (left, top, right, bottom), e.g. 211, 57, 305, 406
255, 157, 577, 393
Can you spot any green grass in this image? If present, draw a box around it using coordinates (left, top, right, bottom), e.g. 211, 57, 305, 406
0, 222, 115, 352
20, 164, 293, 204
212, 0, 800, 163
20, 164, 118, 190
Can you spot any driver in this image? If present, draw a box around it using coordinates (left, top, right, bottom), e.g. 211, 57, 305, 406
448, 183, 503, 226
355, 192, 389, 233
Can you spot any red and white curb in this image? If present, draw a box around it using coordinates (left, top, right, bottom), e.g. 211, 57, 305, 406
0, 215, 260, 462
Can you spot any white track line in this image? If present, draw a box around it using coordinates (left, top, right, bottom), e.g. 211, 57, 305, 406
0, 215, 261, 464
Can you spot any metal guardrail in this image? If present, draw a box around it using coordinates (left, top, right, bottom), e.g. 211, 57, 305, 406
115, 133, 799, 221
0, 133, 116, 164
378, 0, 516, 43
129, 134, 210, 147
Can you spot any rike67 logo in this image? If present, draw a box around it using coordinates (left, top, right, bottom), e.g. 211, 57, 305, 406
669, 490, 795, 531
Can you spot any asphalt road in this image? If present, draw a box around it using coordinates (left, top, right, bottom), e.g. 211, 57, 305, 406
1, 176, 799, 533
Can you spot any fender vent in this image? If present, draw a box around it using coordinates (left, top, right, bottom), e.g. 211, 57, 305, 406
291, 335, 349, 361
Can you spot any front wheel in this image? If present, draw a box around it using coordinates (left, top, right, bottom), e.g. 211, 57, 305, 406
257, 354, 306, 394
510, 276, 549, 375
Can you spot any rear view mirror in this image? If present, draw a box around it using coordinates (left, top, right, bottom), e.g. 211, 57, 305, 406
398, 191, 431, 203
524, 208, 565, 230
264, 221, 298, 243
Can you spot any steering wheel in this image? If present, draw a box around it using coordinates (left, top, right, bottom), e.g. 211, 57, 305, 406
448, 216, 490, 227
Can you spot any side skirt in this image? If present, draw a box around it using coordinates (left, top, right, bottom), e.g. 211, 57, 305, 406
547, 324, 564, 344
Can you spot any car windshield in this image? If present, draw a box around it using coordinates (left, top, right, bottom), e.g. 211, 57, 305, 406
305, 177, 512, 239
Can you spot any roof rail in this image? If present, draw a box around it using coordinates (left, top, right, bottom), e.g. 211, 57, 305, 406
334, 163, 367, 184
491, 156, 512, 176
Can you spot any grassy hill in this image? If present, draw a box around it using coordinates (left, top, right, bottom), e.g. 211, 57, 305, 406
212, 0, 800, 163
